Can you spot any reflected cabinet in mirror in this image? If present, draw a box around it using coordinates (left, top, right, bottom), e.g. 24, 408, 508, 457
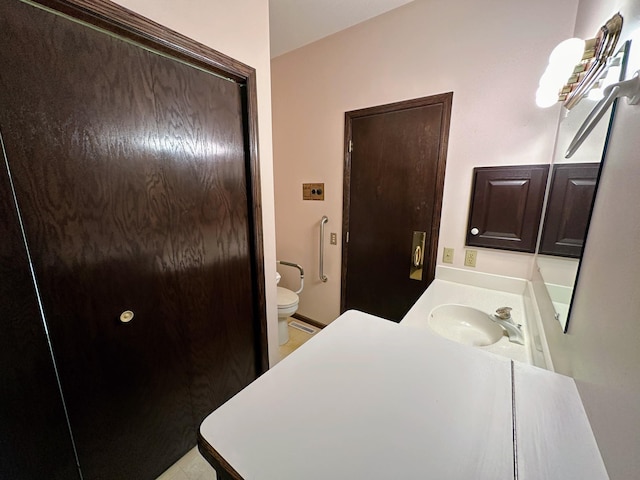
536, 40, 630, 332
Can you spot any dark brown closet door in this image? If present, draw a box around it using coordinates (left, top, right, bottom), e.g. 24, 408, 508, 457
0, 1, 257, 479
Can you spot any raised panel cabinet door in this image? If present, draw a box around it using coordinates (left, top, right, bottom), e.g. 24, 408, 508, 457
466, 165, 549, 253
0, 143, 80, 479
0, 1, 258, 478
539, 163, 600, 258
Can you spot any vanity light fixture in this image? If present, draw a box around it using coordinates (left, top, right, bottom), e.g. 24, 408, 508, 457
564, 13, 623, 109
535, 13, 623, 109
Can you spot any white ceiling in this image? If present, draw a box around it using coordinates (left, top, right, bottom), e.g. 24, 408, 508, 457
269, 0, 415, 58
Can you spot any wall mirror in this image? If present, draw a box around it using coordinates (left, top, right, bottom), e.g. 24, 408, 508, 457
535, 40, 630, 332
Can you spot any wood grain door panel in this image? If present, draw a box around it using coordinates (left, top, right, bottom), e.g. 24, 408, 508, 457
0, 1, 258, 478
343, 95, 451, 321
0, 146, 80, 479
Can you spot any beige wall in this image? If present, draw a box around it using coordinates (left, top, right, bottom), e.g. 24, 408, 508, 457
113, 0, 280, 365
272, 0, 578, 324
540, 1, 640, 478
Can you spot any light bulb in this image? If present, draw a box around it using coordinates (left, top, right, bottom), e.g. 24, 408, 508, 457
536, 38, 585, 108
536, 85, 560, 108
539, 66, 569, 89
549, 38, 585, 66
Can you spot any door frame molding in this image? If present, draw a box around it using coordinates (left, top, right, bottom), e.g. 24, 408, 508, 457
30, 0, 269, 373
341, 93, 453, 314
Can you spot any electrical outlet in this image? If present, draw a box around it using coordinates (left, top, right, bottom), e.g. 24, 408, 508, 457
464, 249, 477, 268
330, 232, 337, 245
443, 247, 454, 264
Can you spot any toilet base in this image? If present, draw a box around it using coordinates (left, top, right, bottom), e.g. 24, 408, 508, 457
278, 316, 289, 345
277, 287, 299, 346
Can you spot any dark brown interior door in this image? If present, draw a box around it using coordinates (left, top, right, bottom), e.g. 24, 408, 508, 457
342, 94, 452, 321
0, 1, 259, 479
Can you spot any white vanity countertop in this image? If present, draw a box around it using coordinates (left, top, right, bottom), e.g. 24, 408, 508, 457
199, 310, 607, 480
201, 310, 514, 479
401, 279, 530, 363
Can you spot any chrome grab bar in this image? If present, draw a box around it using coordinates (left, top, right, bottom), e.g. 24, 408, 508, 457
319, 216, 328, 282
277, 260, 304, 294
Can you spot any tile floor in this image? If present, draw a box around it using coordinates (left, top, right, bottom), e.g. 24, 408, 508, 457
277, 317, 319, 361
156, 447, 216, 480
156, 318, 318, 480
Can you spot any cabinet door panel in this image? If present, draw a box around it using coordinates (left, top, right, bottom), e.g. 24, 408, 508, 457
466, 165, 549, 253
539, 163, 599, 258
0, 1, 258, 478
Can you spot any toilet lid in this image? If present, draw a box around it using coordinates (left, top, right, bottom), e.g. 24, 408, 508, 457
277, 287, 299, 308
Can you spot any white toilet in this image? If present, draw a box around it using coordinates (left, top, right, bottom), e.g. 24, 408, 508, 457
276, 261, 304, 345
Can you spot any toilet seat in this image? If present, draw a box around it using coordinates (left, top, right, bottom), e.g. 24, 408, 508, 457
277, 287, 299, 309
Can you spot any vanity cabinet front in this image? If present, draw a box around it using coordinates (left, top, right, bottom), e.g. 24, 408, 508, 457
0, 1, 266, 478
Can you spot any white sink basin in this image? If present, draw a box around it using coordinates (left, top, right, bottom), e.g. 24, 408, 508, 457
428, 304, 504, 347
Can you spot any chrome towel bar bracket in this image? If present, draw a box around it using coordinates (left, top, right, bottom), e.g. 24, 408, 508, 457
566, 70, 640, 158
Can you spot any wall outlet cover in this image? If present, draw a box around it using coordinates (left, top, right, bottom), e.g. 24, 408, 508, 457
464, 249, 477, 268
443, 247, 454, 264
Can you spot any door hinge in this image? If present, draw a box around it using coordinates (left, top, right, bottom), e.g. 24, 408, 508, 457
348, 140, 353, 153
346, 231, 349, 243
